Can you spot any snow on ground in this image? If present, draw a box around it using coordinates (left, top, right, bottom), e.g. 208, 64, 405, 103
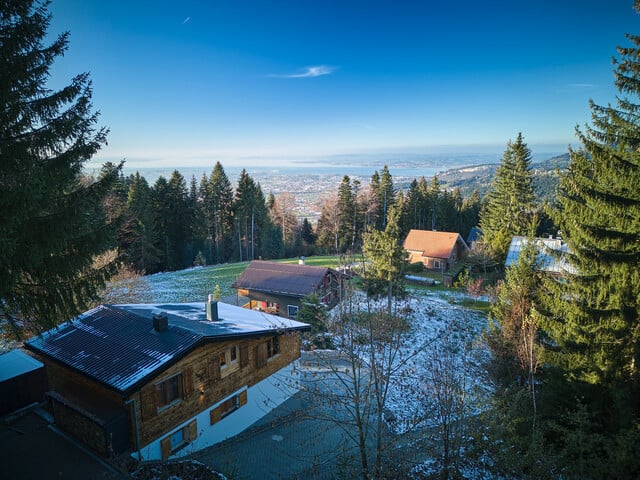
320, 287, 492, 477
386, 289, 489, 433
325, 288, 489, 433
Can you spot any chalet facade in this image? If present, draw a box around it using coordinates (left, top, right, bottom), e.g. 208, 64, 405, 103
403, 229, 469, 271
232, 260, 344, 318
24, 299, 309, 461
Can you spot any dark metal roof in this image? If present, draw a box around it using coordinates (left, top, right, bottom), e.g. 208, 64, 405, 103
24, 302, 310, 396
466, 227, 483, 244
232, 260, 332, 297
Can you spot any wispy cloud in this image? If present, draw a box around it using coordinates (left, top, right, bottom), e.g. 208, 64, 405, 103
568, 83, 594, 88
182, 16, 191, 25
269, 65, 336, 78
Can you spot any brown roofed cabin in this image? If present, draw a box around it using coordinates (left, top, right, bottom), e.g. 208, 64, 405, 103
403, 229, 469, 271
232, 260, 343, 318
24, 299, 309, 461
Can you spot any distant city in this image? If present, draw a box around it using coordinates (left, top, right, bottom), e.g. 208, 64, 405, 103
88, 150, 566, 222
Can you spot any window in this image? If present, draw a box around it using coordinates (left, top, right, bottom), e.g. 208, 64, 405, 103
155, 374, 182, 409
433, 260, 442, 270
287, 304, 299, 317
169, 427, 186, 451
267, 336, 280, 359
219, 345, 240, 378
210, 390, 248, 425
160, 420, 197, 459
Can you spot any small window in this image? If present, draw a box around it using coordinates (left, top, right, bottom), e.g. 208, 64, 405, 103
170, 427, 186, 451
287, 305, 299, 317
210, 390, 248, 425
220, 395, 239, 418
433, 260, 442, 270
161, 420, 197, 459
156, 374, 182, 409
267, 336, 280, 359
219, 345, 240, 377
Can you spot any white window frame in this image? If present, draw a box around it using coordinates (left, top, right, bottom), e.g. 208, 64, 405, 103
219, 345, 240, 378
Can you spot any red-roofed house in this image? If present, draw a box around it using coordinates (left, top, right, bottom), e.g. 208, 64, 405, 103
403, 229, 469, 271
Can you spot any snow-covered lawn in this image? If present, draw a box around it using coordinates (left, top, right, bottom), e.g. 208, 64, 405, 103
308, 287, 492, 478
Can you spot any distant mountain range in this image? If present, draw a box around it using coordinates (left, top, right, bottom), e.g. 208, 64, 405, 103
437, 153, 570, 201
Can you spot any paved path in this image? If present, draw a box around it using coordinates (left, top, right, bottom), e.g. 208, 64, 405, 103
191, 389, 359, 480
191, 353, 367, 480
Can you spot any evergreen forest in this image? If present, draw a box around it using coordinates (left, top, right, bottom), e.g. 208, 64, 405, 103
2, 0, 640, 478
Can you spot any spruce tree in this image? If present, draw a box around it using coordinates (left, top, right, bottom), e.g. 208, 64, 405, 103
539, 27, 640, 419
121, 173, 160, 273
377, 165, 395, 230
0, 0, 121, 335
479, 133, 536, 261
337, 175, 356, 251
206, 162, 234, 263
362, 203, 408, 311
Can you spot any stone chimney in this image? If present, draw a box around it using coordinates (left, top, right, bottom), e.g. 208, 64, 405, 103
206, 293, 219, 321
152, 311, 168, 332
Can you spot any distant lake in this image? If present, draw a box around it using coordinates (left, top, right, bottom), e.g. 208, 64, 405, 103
102, 151, 564, 185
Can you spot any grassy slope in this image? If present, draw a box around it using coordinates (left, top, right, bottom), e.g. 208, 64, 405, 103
103, 256, 343, 305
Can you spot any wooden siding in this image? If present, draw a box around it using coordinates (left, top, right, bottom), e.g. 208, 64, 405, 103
42, 359, 126, 412
131, 333, 301, 447
37, 359, 129, 456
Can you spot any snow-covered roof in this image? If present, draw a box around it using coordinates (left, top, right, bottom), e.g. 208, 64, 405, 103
24, 302, 309, 395
505, 236, 577, 275
0, 349, 43, 382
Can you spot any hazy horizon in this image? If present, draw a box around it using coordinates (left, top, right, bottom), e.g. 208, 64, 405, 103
51, 1, 636, 169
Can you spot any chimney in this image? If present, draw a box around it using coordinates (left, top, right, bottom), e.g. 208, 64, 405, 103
299, 256, 305, 265
206, 293, 219, 321
152, 312, 168, 332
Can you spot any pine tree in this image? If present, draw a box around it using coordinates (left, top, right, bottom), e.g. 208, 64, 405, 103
316, 196, 340, 253
121, 172, 161, 273
0, 0, 121, 335
337, 175, 356, 251
233, 170, 269, 261
480, 133, 536, 261
151, 176, 172, 270
205, 162, 234, 263
299, 218, 316, 255
367, 171, 381, 229
377, 165, 395, 230
362, 203, 408, 311
539, 28, 640, 418
166, 170, 192, 269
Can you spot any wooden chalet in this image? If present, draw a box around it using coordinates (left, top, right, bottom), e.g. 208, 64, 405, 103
232, 260, 344, 318
24, 299, 310, 461
403, 229, 469, 271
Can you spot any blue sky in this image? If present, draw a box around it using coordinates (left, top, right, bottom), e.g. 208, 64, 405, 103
47, 0, 640, 168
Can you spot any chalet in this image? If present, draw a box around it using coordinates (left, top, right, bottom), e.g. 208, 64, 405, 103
232, 260, 344, 318
505, 236, 577, 277
403, 229, 469, 271
466, 227, 483, 251
24, 298, 310, 461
